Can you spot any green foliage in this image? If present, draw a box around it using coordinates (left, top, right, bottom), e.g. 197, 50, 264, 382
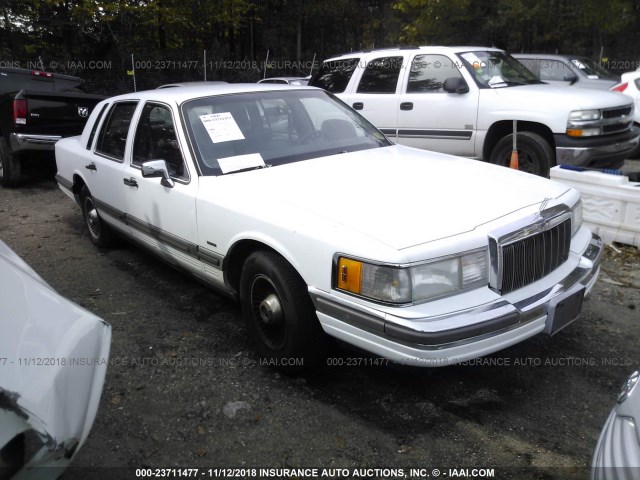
1, 0, 639, 92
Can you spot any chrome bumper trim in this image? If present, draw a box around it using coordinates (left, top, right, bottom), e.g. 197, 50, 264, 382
10, 133, 62, 152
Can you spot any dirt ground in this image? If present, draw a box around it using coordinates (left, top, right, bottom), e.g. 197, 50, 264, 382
1, 170, 639, 480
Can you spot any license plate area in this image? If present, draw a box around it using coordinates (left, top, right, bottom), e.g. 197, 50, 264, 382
544, 285, 586, 336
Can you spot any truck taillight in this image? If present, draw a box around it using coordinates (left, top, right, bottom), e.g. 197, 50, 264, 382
13, 99, 27, 125
612, 82, 628, 93
31, 70, 54, 78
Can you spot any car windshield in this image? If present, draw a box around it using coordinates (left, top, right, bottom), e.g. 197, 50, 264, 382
457, 51, 541, 88
569, 57, 617, 80
182, 89, 390, 175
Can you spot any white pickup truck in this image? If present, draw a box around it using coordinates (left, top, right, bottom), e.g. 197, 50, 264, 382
310, 46, 639, 176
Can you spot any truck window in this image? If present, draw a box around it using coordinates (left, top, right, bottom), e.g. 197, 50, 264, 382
310, 58, 360, 93
539, 60, 572, 81
407, 55, 464, 93
356, 56, 403, 94
95, 102, 138, 161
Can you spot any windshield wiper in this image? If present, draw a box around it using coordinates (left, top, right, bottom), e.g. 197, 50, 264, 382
223, 164, 272, 175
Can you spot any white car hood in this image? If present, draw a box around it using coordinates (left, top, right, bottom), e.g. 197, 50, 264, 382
206, 145, 570, 250
491, 83, 632, 110
0, 241, 111, 473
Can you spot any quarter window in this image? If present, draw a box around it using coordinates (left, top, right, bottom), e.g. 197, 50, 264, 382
86, 103, 109, 150
132, 103, 187, 179
95, 102, 138, 161
407, 54, 465, 93
310, 58, 360, 93
357, 56, 403, 94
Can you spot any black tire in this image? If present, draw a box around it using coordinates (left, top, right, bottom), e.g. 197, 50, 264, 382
0, 138, 21, 187
490, 131, 554, 177
239, 250, 328, 372
80, 185, 118, 247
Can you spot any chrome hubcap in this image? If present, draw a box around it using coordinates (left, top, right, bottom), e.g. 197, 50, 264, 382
259, 294, 283, 325
85, 199, 100, 237
250, 275, 286, 350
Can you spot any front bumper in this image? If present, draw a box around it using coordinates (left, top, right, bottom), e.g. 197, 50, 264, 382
310, 233, 603, 367
10, 132, 62, 153
555, 127, 640, 169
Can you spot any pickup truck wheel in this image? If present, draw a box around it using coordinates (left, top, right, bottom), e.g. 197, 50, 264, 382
80, 186, 118, 247
490, 132, 553, 177
240, 250, 327, 372
0, 139, 21, 187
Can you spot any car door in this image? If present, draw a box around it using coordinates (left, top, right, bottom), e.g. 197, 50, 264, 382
84, 101, 138, 224
396, 53, 480, 156
339, 55, 403, 141
122, 101, 201, 274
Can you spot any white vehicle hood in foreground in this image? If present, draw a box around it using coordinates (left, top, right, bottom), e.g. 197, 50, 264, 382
205, 146, 570, 250
0, 241, 111, 477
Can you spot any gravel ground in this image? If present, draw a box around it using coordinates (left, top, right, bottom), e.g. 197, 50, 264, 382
1, 169, 639, 480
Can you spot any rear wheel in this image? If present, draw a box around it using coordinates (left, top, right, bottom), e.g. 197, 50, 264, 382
239, 250, 328, 372
0, 138, 21, 187
80, 185, 118, 247
490, 131, 554, 177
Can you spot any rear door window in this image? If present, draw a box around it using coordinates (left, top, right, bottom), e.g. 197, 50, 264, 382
95, 101, 138, 161
356, 56, 403, 94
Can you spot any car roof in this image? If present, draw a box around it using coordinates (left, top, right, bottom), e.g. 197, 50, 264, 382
158, 81, 228, 88
258, 77, 306, 82
512, 53, 586, 60
322, 46, 503, 61
100, 83, 318, 105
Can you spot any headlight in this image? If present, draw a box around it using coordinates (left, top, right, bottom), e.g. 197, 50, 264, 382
567, 109, 602, 137
335, 249, 488, 304
568, 110, 601, 121
571, 199, 583, 237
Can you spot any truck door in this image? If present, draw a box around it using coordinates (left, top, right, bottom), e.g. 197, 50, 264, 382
396, 53, 480, 157
339, 55, 404, 141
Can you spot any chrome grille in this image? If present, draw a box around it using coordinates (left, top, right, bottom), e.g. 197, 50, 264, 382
500, 219, 571, 293
602, 106, 632, 118
489, 205, 573, 295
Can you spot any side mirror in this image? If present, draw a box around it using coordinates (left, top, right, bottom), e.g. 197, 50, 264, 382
563, 72, 579, 85
141, 159, 175, 188
443, 77, 469, 94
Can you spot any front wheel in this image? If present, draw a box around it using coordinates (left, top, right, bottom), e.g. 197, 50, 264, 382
239, 250, 328, 371
490, 131, 554, 177
80, 185, 118, 247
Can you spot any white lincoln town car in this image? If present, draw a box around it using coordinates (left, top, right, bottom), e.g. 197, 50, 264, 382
55, 83, 602, 370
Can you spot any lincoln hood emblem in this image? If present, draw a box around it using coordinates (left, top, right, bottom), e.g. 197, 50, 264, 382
539, 197, 551, 213
78, 107, 89, 118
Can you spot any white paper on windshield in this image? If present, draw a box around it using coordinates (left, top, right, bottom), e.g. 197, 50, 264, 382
488, 75, 506, 87
199, 112, 245, 143
461, 52, 482, 67
218, 153, 265, 174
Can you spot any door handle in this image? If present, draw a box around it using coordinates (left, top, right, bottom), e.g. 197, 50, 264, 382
352, 102, 363, 110
85, 162, 97, 171
123, 177, 138, 188
400, 102, 413, 111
